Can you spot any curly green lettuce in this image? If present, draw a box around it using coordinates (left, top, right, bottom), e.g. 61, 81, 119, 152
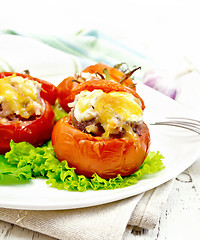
0, 140, 165, 191
52, 100, 68, 121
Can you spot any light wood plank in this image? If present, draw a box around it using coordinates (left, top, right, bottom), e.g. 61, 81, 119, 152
129, 159, 200, 240
0, 221, 57, 240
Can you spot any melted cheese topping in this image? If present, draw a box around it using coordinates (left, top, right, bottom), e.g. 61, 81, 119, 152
0, 75, 43, 119
71, 90, 143, 138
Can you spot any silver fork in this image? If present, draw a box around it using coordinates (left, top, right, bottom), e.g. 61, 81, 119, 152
151, 117, 200, 135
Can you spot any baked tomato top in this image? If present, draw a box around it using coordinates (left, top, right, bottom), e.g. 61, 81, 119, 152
0, 72, 57, 105
83, 62, 136, 86
0, 72, 57, 154
57, 63, 144, 112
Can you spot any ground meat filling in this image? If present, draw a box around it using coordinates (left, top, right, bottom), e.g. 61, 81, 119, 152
70, 110, 104, 136
70, 109, 143, 138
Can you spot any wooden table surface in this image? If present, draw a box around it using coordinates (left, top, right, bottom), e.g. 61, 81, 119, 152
0, 157, 199, 240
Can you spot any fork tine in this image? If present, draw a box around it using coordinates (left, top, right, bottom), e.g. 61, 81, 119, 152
166, 117, 200, 124
151, 119, 200, 135
165, 120, 200, 127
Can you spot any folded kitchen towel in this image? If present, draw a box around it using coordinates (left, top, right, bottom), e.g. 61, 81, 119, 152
0, 180, 174, 240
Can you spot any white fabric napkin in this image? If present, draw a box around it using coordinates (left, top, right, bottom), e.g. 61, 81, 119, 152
0, 180, 174, 240
0, 34, 80, 85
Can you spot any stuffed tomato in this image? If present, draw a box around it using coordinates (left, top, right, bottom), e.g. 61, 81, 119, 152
57, 63, 145, 112
0, 72, 57, 154
52, 64, 150, 179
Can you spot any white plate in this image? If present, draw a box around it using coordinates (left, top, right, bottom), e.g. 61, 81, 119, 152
0, 34, 200, 210
0, 83, 200, 210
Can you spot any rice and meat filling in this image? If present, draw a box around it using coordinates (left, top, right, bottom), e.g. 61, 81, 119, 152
70, 109, 144, 138
0, 75, 44, 123
69, 89, 145, 139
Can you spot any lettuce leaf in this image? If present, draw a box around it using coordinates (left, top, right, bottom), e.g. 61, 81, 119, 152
0, 154, 33, 183
52, 100, 68, 121
0, 140, 165, 191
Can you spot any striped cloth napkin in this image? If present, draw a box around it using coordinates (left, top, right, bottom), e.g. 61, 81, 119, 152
1, 29, 153, 79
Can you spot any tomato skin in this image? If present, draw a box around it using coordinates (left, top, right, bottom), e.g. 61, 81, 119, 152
52, 115, 150, 179
0, 72, 57, 105
0, 100, 56, 154
83, 63, 134, 86
82, 63, 145, 108
57, 77, 79, 112
71, 79, 145, 110
57, 63, 145, 112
